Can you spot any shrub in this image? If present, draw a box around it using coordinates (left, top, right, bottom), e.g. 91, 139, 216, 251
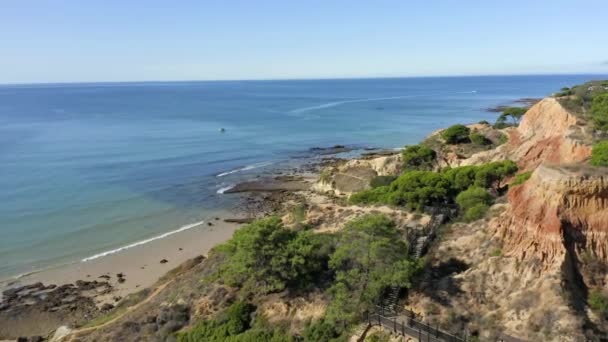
214, 217, 332, 294
401, 144, 436, 171
441, 124, 471, 144
478, 120, 490, 125
180, 301, 306, 341
302, 320, 340, 342
370, 175, 397, 188
387, 171, 452, 211
497, 133, 508, 145
464, 204, 488, 221
469, 132, 491, 146
348, 186, 390, 205
590, 141, 608, 167
351, 161, 517, 211
326, 215, 421, 324
472, 160, 518, 189
511, 171, 533, 186
588, 290, 608, 317
490, 248, 502, 257
455, 186, 493, 210
591, 94, 608, 132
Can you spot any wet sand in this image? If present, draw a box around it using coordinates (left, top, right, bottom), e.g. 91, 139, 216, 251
1, 213, 242, 305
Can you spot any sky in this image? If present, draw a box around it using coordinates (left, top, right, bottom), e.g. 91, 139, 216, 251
1, 0, 608, 83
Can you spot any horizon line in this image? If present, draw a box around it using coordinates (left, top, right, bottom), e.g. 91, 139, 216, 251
1, 72, 608, 87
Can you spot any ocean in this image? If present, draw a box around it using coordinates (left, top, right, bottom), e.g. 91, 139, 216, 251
0, 75, 602, 279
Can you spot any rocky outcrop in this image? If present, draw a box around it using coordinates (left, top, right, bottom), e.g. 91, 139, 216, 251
313, 153, 401, 195
496, 165, 608, 265
463, 98, 592, 170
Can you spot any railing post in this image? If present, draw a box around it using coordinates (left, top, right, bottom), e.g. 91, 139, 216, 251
393, 317, 397, 333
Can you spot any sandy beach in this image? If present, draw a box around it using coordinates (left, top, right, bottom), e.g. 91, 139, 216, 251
0, 211, 242, 305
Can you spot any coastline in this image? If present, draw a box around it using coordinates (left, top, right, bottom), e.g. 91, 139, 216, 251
0, 210, 242, 304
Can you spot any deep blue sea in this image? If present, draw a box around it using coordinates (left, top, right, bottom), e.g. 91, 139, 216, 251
0, 75, 603, 279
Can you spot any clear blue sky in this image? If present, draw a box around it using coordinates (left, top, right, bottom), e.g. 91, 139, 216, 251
2, 0, 608, 83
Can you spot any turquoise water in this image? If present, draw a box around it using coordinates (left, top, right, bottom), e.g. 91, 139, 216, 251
0, 75, 603, 278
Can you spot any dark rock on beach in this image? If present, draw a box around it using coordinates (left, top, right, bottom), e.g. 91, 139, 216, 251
224, 175, 311, 193
309, 145, 353, 155
0, 280, 113, 339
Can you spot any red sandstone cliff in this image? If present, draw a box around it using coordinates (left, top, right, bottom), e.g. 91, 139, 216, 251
482, 97, 608, 272
496, 165, 608, 265
464, 97, 592, 170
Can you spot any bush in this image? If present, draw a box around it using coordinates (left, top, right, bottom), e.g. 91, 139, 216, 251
591, 141, 608, 167
370, 175, 397, 188
490, 248, 502, 257
442, 160, 518, 192
478, 120, 490, 125
591, 94, 608, 132
464, 204, 489, 221
472, 160, 518, 189
511, 171, 533, 186
326, 215, 421, 324
303, 320, 340, 342
387, 171, 452, 211
177, 301, 263, 341
349, 186, 390, 205
402, 145, 436, 171
455, 186, 493, 210
588, 290, 608, 317
441, 124, 471, 144
469, 132, 491, 146
350, 161, 517, 211
214, 217, 333, 294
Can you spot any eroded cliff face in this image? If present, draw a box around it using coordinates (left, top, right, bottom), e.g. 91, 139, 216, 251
496, 166, 608, 266
463, 98, 592, 170
313, 153, 401, 195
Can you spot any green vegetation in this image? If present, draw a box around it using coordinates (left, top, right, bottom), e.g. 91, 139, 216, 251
469, 132, 491, 146
302, 320, 342, 342
588, 290, 608, 317
213, 217, 333, 294
591, 94, 608, 133
455, 186, 493, 210
441, 124, 471, 144
490, 248, 502, 257
201, 213, 422, 340
455, 186, 493, 222
401, 144, 436, 171
493, 107, 527, 129
511, 171, 533, 186
350, 161, 517, 214
556, 80, 608, 123
177, 301, 294, 342
370, 175, 397, 188
326, 215, 421, 324
591, 141, 608, 166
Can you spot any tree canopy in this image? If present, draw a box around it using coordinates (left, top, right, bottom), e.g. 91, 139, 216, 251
441, 124, 471, 144
214, 217, 333, 294
401, 144, 436, 171
326, 214, 420, 324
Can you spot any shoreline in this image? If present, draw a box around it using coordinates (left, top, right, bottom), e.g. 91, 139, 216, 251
0, 210, 243, 305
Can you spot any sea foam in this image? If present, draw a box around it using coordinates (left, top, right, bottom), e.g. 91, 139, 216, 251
81, 220, 206, 262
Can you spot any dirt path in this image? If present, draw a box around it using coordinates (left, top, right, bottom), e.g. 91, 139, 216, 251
61, 279, 173, 341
